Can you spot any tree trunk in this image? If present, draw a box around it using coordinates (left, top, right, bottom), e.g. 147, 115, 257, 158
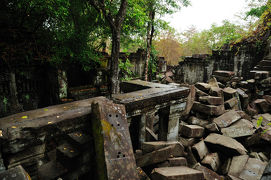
110, 29, 121, 94
145, 10, 155, 81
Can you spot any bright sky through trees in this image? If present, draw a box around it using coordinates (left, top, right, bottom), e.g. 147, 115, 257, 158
165, 0, 248, 31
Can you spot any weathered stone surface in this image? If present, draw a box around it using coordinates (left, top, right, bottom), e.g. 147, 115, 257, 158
136, 146, 173, 167
151, 166, 204, 180
192, 101, 225, 116
223, 87, 237, 100
146, 127, 158, 141
196, 88, 209, 97
37, 160, 67, 180
192, 141, 209, 160
0, 165, 30, 180
201, 153, 221, 172
239, 158, 267, 180
221, 119, 255, 138
209, 87, 224, 97
228, 155, 249, 177
208, 77, 219, 88
168, 157, 187, 166
263, 95, 271, 104
194, 163, 222, 180
213, 110, 241, 128
254, 99, 271, 113
199, 96, 224, 105
204, 133, 247, 155
137, 143, 185, 167
237, 111, 251, 121
141, 141, 185, 156
236, 88, 249, 109
182, 85, 196, 116
195, 82, 211, 93
186, 146, 198, 167
205, 123, 220, 133
227, 175, 242, 180
213, 70, 235, 78
261, 160, 271, 180
224, 98, 239, 110
187, 116, 209, 127
180, 125, 205, 138
178, 137, 196, 147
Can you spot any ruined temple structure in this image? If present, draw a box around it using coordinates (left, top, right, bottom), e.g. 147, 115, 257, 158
0, 46, 271, 179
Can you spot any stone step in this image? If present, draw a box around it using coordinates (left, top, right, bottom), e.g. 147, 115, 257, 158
151, 166, 204, 180
250, 70, 270, 79
259, 60, 271, 66
254, 66, 271, 72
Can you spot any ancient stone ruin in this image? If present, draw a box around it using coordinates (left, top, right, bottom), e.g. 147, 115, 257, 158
0, 47, 271, 179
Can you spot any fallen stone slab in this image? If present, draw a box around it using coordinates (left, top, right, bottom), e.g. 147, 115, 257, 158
209, 87, 224, 97
192, 101, 225, 116
192, 141, 209, 160
213, 110, 241, 128
221, 119, 255, 138
208, 77, 219, 88
199, 96, 224, 105
228, 155, 249, 177
196, 88, 209, 97
224, 98, 239, 110
168, 157, 187, 167
254, 99, 271, 113
213, 70, 235, 78
151, 166, 204, 180
0, 165, 30, 180
195, 82, 211, 93
201, 152, 221, 172
180, 125, 205, 138
239, 158, 267, 180
194, 163, 222, 180
136, 146, 173, 167
236, 88, 249, 109
223, 87, 237, 101
178, 137, 196, 147
205, 123, 220, 133
187, 116, 209, 127
141, 141, 185, 156
186, 146, 198, 167
137, 143, 187, 167
204, 133, 247, 155
146, 127, 158, 141
261, 160, 271, 180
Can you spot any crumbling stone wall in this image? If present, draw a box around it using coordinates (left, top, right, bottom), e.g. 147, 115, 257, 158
174, 46, 265, 84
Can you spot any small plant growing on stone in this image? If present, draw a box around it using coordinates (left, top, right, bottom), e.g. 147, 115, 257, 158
3, 97, 8, 112
257, 116, 271, 133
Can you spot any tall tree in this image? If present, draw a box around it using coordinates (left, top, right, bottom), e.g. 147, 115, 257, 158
89, 0, 128, 94
144, 0, 190, 81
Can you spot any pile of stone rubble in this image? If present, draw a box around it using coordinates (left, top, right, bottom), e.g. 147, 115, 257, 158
136, 70, 271, 180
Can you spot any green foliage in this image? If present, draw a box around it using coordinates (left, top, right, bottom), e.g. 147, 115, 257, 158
3, 97, 8, 112
119, 59, 134, 81
246, 5, 268, 18
257, 116, 271, 134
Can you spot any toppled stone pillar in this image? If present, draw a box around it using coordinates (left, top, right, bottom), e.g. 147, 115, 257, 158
91, 99, 139, 180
